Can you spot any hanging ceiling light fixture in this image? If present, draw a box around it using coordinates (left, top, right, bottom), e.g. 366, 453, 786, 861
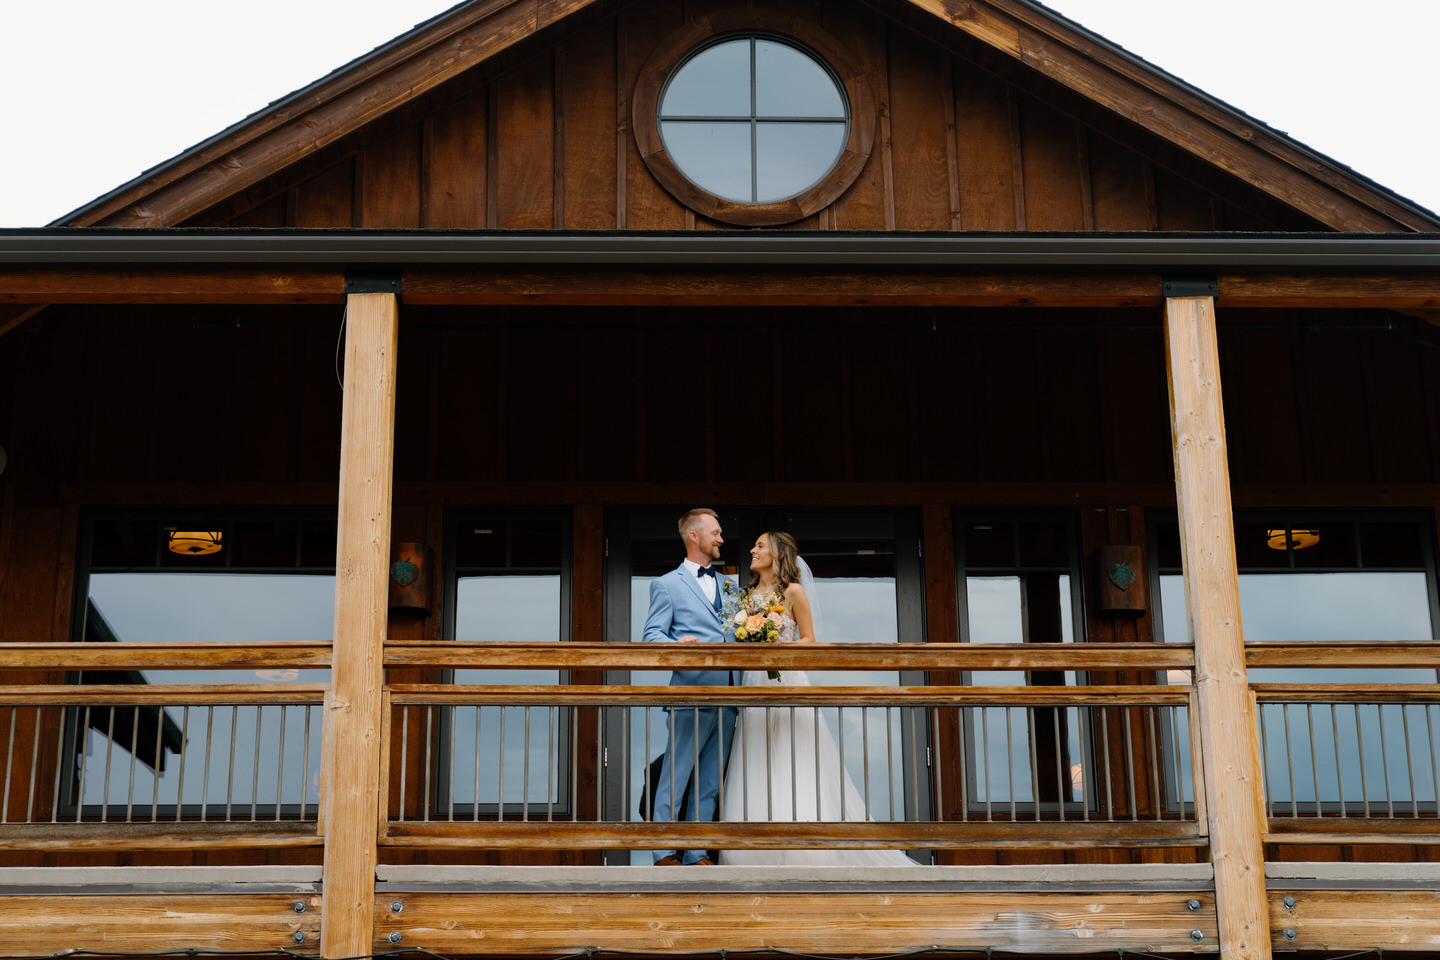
1266, 528, 1320, 551
167, 531, 223, 555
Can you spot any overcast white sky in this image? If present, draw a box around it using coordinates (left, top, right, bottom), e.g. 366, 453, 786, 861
0, 0, 1435, 228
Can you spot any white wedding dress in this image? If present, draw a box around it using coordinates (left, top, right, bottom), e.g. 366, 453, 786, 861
718, 570, 918, 866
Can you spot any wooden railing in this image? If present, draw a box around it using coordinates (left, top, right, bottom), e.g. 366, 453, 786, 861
1, 641, 1439, 860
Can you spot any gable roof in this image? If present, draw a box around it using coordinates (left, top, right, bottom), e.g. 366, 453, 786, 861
58, 0, 1440, 232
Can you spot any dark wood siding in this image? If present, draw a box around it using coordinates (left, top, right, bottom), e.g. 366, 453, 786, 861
187, 0, 1326, 233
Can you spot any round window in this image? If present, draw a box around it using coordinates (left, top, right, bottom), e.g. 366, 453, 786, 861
657, 36, 849, 206
632, 12, 876, 227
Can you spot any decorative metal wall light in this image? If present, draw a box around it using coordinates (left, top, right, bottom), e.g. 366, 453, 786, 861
167, 531, 224, 555
1266, 528, 1320, 551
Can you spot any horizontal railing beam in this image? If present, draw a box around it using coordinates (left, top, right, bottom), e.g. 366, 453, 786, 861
0, 820, 322, 851
0, 642, 331, 670
387, 683, 1192, 706
0, 684, 327, 705
1251, 683, 1440, 703
383, 642, 1196, 670
381, 820, 1205, 849
1246, 642, 1440, 668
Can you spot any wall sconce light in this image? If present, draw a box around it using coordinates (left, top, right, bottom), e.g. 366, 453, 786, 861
168, 531, 224, 555
1266, 528, 1319, 551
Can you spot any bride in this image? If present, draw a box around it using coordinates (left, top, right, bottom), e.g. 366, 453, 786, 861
718, 531, 918, 866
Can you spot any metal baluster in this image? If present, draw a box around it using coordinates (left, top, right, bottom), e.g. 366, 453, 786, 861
1099, 708, 1112, 821
692, 706, 701, 823
1170, 704, 1186, 820
837, 706, 846, 821
1077, 706, 1091, 822
861, 707, 871, 817
955, 707, 965, 822
1403, 704, 1419, 817
251, 706, 264, 820
1006, 706, 1016, 821
764, 707, 772, 821
26, 708, 42, 822
1332, 704, 1346, 819
794, 705, 806, 829
595, 706, 604, 825
1147, 708, 1162, 820
644, 705, 653, 823
981, 706, 992, 821
276, 705, 288, 821
96, 707, 115, 824
423, 706, 434, 823
497, 707, 507, 822
226, 705, 238, 822
571, 705, 579, 824
1355, 703, 1371, 817
1027, 706, 1040, 821
126, 706, 140, 822
301, 705, 313, 820
620, 705, 630, 823
1282, 705, 1300, 818
1123, 708, 1137, 820
472, 706, 482, 822
716, 702, 725, 824
1053, 709, 1065, 820
1379, 704, 1395, 818
50, 707, 66, 823
200, 706, 214, 821
810, 706, 819, 821
1259, 705, 1274, 819
547, 705, 556, 822
911, 705, 922, 824
931, 705, 942, 824
397, 707, 408, 823
523, 705, 532, 823
2, 708, 14, 823
74, 706, 92, 821
448, 705, 458, 822
150, 704, 166, 823
174, 707, 190, 823
1306, 704, 1322, 817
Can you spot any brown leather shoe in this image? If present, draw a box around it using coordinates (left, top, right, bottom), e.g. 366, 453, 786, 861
693, 856, 716, 866
654, 854, 682, 866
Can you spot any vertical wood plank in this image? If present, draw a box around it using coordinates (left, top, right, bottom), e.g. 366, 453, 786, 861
428, 89, 488, 228
952, 60, 1017, 231
496, 56, 555, 229
561, 22, 618, 229
1163, 295, 1269, 960
320, 292, 399, 960
885, 28, 950, 230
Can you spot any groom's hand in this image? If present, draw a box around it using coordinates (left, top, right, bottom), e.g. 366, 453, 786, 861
676, 634, 700, 643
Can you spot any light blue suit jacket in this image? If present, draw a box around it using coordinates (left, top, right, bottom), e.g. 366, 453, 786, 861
642, 563, 739, 687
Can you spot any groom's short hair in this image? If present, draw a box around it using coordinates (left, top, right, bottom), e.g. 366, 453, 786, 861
678, 507, 718, 538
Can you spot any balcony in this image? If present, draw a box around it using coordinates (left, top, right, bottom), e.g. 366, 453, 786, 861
2, 640, 1439, 958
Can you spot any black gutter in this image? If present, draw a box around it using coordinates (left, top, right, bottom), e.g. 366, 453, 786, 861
2, 230, 1439, 270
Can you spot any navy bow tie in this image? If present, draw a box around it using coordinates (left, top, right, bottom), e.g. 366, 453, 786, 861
696, 566, 717, 578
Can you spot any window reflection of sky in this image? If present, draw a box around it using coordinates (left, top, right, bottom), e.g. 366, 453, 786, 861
965, 575, 1084, 804
452, 575, 562, 807
657, 36, 848, 205
1158, 569, 1437, 808
80, 573, 332, 811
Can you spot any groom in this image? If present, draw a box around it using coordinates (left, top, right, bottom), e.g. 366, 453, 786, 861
643, 507, 739, 866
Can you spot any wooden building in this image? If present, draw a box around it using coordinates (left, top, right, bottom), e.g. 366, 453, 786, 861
2, 1, 1440, 959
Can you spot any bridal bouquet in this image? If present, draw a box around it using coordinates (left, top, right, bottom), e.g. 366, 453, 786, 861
723, 589, 788, 680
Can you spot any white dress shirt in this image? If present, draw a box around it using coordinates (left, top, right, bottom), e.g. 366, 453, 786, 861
682, 557, 719, 604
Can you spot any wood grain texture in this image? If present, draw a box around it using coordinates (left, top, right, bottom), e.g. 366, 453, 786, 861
0, 643, 331, 671
381, 819, 1205, 850
0, 893, 321, 956
376, 889, 1218, 955
321, 292, 399, 959
0, 821, 321, 851
387, 683, 1192, 706
1271, 889, 1440, 951
1163, 294, 1270, 960
381, 642, 1195, 671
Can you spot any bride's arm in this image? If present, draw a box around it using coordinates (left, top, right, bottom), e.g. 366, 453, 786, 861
784, 582, 816, 643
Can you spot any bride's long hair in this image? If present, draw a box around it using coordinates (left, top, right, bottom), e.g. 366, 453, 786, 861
748, 531, 802, 594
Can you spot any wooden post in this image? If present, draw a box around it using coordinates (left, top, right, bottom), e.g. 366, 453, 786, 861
1163, 295, 1270, 960
321, 292, 399, 959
